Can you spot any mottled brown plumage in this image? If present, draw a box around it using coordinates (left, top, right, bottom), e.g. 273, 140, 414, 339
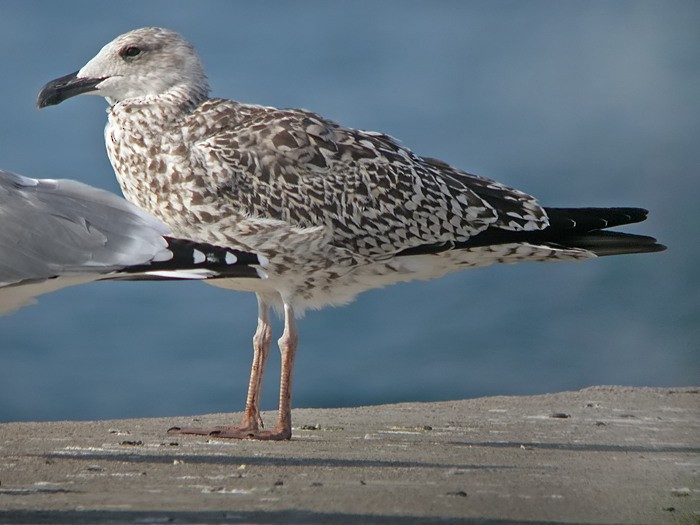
37, 27, 664, 440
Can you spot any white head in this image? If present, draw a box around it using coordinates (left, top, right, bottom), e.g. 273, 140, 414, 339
38, 27, 210, 107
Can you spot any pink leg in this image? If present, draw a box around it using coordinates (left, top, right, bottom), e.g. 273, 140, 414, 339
239, 296, 273, 431
169, 298, 297, 441
269, 302, 298, 439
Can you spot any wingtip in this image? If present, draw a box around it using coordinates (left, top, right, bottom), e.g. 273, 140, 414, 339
574, 232, 667, 257
647, 241, 667, 253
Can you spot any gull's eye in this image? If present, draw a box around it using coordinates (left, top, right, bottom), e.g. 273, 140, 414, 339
119, 46, 142, 59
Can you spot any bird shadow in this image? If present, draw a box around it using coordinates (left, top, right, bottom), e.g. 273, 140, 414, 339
0, 509, 629, 525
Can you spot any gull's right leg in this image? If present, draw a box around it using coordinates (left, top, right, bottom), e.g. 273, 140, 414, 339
239, 293, 273, 430
168, 293, 274, 439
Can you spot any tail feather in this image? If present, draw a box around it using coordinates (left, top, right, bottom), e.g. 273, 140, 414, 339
397, 206, 666, 258
539, 207, 666, 256
543, 207, 649, 233
550, 231, 666, 257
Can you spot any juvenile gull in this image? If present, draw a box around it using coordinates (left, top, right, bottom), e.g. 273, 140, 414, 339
38, 27, 665, 440
0, 169, 263, 314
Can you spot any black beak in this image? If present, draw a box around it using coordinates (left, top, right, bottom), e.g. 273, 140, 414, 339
37, 71, 106, 109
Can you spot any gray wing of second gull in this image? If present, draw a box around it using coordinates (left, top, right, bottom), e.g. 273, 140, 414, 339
0, 170, 263, 314
0, 169, 173, 313
190, 101, 550, 257
0, 169, 170, 285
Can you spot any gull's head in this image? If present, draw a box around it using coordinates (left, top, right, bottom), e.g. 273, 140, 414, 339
37, 27, 209, 108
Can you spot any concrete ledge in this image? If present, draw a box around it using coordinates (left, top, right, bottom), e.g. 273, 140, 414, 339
0, 386, 698, 524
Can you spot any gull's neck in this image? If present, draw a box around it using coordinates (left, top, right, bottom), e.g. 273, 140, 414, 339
108, 83, 209, 112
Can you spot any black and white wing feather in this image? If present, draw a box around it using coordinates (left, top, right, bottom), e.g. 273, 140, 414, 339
0, 170, 263, 313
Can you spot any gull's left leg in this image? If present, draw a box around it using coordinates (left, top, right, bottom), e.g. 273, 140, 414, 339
269, 301, 298, 439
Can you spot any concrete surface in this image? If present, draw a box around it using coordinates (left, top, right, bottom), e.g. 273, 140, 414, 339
0, 386, 698, 524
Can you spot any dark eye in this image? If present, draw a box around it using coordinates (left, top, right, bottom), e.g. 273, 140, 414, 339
120, 46, 142, 59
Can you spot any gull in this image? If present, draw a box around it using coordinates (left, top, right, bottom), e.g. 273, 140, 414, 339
0, 169, 263, 314
37, 27, 665, 440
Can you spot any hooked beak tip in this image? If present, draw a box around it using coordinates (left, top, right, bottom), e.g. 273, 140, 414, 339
37, 71, 105, 109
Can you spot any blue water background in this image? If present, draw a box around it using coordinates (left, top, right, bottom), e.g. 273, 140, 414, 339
0, 1, 697, 422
